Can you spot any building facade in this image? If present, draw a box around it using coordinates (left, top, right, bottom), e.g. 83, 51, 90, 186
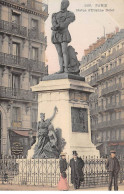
0, 0, 48, 157
80, 29, 124, 156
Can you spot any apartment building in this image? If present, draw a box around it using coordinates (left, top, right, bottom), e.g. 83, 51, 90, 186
0, 0, 48, 157
80, 29, 124, 156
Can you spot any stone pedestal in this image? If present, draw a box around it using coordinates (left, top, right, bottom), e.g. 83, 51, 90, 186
32, 74, 99, 157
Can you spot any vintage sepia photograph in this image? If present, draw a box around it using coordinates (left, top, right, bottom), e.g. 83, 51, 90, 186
0, 0, 124, 191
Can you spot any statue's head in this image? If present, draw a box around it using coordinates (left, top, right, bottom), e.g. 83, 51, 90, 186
61, 0, 69, 11
48, 124, 54, 131
40, 113, 45, 120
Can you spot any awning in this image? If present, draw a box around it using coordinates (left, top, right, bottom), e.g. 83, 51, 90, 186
10, 129, 36, 137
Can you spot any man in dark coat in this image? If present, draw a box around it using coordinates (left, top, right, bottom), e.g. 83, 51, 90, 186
106, 150, 120, 191
70, 151, 84, 189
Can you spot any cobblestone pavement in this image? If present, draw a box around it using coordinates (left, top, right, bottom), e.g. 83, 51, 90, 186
0, 183, 124, 191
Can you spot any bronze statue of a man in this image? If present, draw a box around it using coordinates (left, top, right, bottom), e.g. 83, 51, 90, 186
51, 0, 75, 73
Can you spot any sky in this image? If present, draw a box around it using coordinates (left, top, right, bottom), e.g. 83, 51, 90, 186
44, 0, 123, 74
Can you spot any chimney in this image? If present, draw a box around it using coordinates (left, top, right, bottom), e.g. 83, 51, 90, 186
115, 27, 119, 33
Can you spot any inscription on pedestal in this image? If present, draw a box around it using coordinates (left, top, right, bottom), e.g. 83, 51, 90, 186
71, 107, 88, 133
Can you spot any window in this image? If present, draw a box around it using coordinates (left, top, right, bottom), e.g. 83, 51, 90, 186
110, 63, 112, 69
119, 77, 121, 84
12, 74, 20, 89
32, 76, 39, 86
32, 47, 38, 61
102, 68, 104, 74
31, 19, 38, 30
119, 58, 121, 65
13, 107, 21, 121
12, 42, 20, 56
32, 109, 38, 129
12, 12, 20, 24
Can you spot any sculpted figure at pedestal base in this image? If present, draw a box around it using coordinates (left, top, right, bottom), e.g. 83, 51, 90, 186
32, 107, 66, 159
33, 107, 59, 159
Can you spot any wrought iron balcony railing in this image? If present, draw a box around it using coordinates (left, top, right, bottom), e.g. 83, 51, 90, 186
0, 86, 38, 102
28, 29, 47, 43
101, 83, 122, 96
98, 100, 124, 113
0, 0, 48, 15
81, 64, 98, 77
89, 78, 98, 86
98, 63, 124, 82
97, 119, 124, 129
0, 20, 27, 37
0, 52, 47, 74
99, 47, 124, 67
0, 20, 47, 44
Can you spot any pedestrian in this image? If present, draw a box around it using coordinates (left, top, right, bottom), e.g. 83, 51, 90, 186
70, 151, 84, 189
106, 150, 120, 191
57, 152, 69, 191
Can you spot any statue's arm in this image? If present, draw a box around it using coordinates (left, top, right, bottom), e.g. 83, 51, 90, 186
59, 12, 75, 29
48, 106, 58, 122
51, 13, 59, 30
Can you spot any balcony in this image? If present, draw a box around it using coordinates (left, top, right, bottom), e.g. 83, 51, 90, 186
0, 52, 47, 74
0, 20, 47, 44
81, 64, 98, 77
89, 78, 98, 86
28, 29, 47, 44
98, 63, 124, 82
0, 87, 38, 102
97, 119, 124, 130
0, 20, 27, 38
98, 100, 124, 113
101, 83, 122, 96
1, 0, 48, 16
99, 47, 124, 67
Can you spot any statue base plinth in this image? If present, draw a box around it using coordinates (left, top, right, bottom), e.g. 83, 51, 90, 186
31, 74, 99, 158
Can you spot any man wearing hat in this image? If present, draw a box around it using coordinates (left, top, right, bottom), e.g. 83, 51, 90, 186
106, 150, 120, 191
70, 151, 84, 189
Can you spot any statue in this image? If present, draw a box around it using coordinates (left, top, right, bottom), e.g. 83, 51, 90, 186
32, 107, 66, 159
33, 107, 58, 158
51, 0, 80, 74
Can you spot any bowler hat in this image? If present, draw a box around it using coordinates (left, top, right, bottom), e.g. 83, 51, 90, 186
110, 150, 116, 153
60, 152, 66, 156
72, 150, 78, 156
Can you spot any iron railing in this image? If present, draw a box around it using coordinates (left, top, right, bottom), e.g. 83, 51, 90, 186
99, 47, 124, 67
0, 87, 38, 102
0, 52, 47, 74
98, 63, 124, 82
0, 20, 27, 37
28, 29, 47, 43
97, 119, 124, 130
0, 19, 47, 43
0, 156, 123, 188
0, 0, 48, 15
98, 100, 124, 113
101, 83, 122, 96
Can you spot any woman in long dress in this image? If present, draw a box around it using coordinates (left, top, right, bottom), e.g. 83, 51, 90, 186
57, 152, 69, 191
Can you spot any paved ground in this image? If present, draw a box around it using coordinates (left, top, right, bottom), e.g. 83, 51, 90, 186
0, 183, 124, 191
